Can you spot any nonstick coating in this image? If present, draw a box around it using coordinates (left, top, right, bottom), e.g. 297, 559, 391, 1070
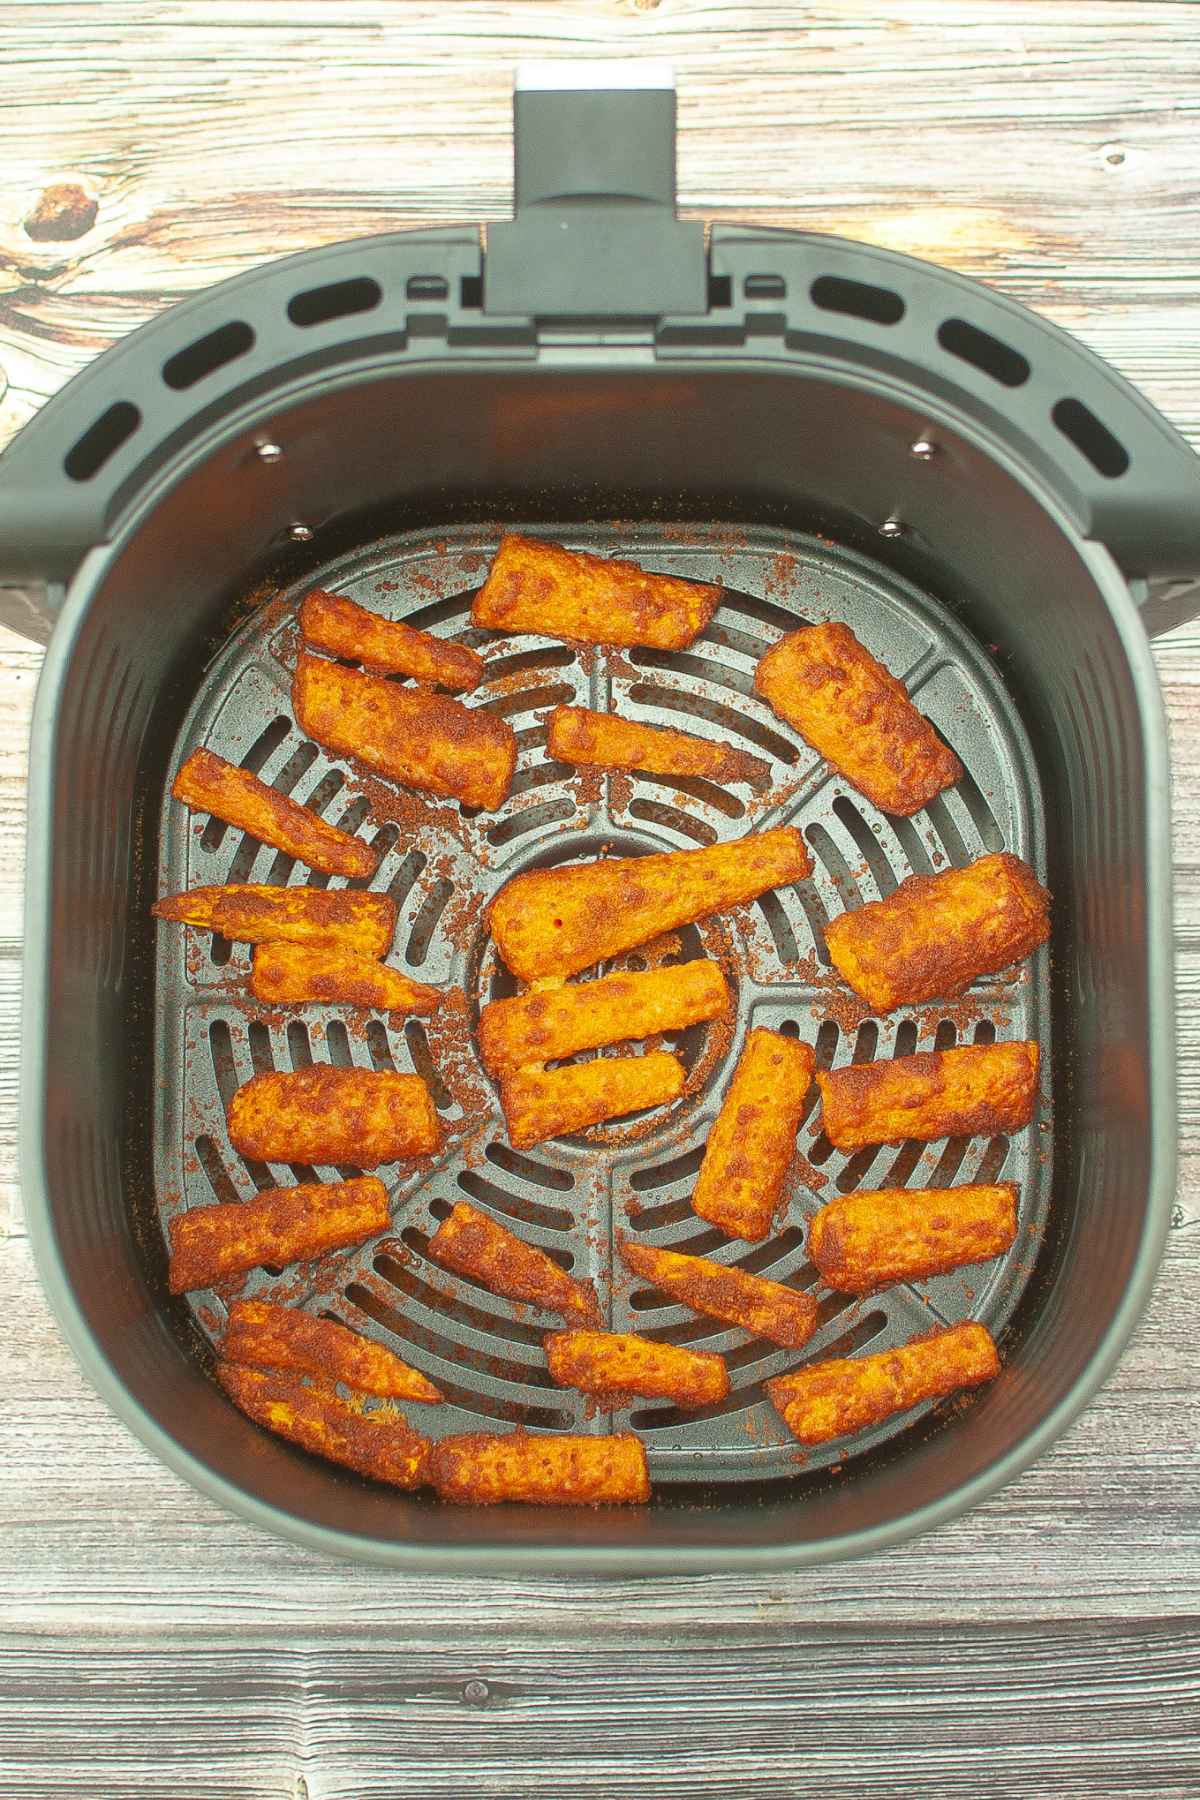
155, 520, 1050, 1484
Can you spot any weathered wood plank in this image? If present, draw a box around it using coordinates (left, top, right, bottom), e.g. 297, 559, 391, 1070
1, 1624, 1199, 1800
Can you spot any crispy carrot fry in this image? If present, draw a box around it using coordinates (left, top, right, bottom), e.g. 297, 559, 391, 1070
691, 1028, 817, 1241
228, 1066, 440, 1167
172, 747, 378, 878
168, 1175, 389, 1293
222, 1298, 443, 1401
429, 1201, 601, 1325
545, 1328, 729, 1407
619, 1240, 818, 1349
500, 1053, 685, 1150
429, 1430, 650, 1506
472, 533, 720, 650
817, 1041, 1039, 1153
490, 826, 810, 983
293, 652, 516, 811
250, 941, 440, 1014
152, 883, 396, 956
808, 1183, 1019, 1294
217, 1363, 430, 1487
823, 852, 1051, 1012
766, 1321, 1000, 1445
479, 960, 729, 1075
547, 704, 768, 786
300, 587, 484, 691
754, 620, 962, 815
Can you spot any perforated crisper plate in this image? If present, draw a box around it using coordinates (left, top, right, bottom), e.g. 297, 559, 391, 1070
154, 521, 1050, 1485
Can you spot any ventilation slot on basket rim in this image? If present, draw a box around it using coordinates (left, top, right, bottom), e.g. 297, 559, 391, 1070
1052, 397, 1130, 477
162, 321, 254, 391
287, 276, 382, 328
938, 317, 1030, 389
63, 401, 141, 481
811, 275, 904, 326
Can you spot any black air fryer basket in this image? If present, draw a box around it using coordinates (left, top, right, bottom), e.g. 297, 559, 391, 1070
4, 68, 1198, 1570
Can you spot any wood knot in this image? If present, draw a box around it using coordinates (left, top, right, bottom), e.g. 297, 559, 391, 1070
24, 182, 98, 242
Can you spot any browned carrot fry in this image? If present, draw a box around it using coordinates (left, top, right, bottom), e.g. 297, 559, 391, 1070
809, 1183, 1019, 1295
168, 1175, 389, 1293
500, 1053, 685, 1150
823, 852, 1051, 1013
472, 533, 720, 650
222, 1298, 443, 1401
228, 1066, 441, 1167
490, 826, 811, 983
754, 620, 962, 815
217, 1363, 430, 1487
619, 1239, 818, 1350
172, 747, 378, 878
691, 1028, 817, 1242
817, 1041, 1039, 1153
545, 1328, 729, 1407
479, 960, 729, 1075
293, 652, 516, 811
300, 587, 484, 691
429, 1201, 601, 1325
547, 704, 769, 787
153, 883, 397, 956
766, 1321, 1000, 1445
250, 940, 440, 1014
429, 1430, 650, 1506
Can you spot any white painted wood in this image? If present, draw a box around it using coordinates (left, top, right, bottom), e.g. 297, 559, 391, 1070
1, 3, 1198, 1792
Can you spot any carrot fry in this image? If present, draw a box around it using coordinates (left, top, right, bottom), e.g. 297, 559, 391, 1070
808, 1183, 1019, 1294
490, 826, 810, 983
472, 533, 720, 650
619, 1240, 818, 1349
547, 704, 768, 786
168, 1175, 389, 1293
766, 1322, 1000, 1445
428, 1201, 600, 1325
545, 1328, 729, 1407
293, 652, 516, 811
300, 587, 484, 691
429, 1430, 650, 1506
817, 1042, 1039, 1153
754, 620, 962, 815
152, 883, 396, 956
500, 1053, 685, 1150
823, 852, 1051, 1012
250, 940, 440, 1014
222, 1298, 443, 1402
691, 1028, 817, 1241
217, 1363, 430, 1488
172, 747, 377, 878
228, 1066, 441, 1167
478, 959, 729, 1075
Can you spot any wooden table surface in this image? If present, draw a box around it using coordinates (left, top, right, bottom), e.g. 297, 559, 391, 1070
2, 4, 1199, 1795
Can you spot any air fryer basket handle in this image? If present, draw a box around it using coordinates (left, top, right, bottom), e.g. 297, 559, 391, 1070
483, 62, 707, 320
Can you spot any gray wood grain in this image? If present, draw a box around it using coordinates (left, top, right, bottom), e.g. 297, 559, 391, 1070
3, 1625, 1199, 1799
1, 2, 1199, 1794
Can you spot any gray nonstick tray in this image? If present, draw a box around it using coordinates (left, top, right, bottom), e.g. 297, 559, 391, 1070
154, 520, 1049, 1483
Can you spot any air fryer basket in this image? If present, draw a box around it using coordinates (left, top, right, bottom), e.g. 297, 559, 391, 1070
4, 70, 1198, 1567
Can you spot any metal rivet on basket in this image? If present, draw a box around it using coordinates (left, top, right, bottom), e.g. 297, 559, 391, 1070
878, 518, 905, 539
256, 441, 283, 463
462, 1678, 490, 1706
287, 522, 314, 542
910, 438, 937, 460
